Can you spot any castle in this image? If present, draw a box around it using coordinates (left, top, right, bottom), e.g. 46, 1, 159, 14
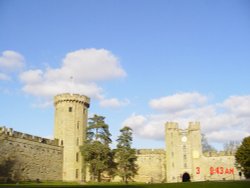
0, 93, 243, 183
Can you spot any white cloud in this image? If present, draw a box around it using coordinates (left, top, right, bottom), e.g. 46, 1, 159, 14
21, 80, 103, 99
19, 48, 127, 104
0, 50, 25, 72
123, 114, 165, 140
222, 95, 250, 117
61, 49, 126, 81
19, 69, 43, 84
0, 73, 11, 81
123, 92, 250, 148
149, 92, 207, 112
206, 130, 249, 143
100, 98, 130, 108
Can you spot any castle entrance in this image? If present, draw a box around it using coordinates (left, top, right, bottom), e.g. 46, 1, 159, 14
182, 172, 190, 182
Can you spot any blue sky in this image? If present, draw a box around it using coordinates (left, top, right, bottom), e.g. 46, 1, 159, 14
0, 0, 250, 149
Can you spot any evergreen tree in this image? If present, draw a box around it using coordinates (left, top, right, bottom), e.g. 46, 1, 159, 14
81, 114, 114, 182
87, 114, 112, 145
115, 126, 138, 184
235, 136, 250, 178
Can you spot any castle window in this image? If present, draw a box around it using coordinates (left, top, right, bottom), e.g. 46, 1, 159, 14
183, 145, 186, 152
69, 107, 72, 112
75, 169, 79, 179
172, 162, 174, 167
61, 140, 63, 146
183, 154, 187, 159
76, 152, 79, 162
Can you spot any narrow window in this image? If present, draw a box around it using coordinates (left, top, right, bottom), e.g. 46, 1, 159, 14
69, 107, 72, 112
76, 152, 79, 162
61, 140, 63, 146
183, 145, 186, 152
75, 169, 79, 179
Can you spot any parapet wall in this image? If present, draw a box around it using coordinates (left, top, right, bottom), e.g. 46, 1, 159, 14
203, 151, 235, 157
54, 93, 90, 107
166, 121, 200, 130
136, 149, 165, 155
0, 127, 63, 182
0, 127, 59, 146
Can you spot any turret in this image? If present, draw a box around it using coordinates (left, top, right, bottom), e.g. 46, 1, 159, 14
54, 93, 90, 182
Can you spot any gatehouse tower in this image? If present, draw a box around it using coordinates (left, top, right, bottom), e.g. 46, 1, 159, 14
165, 122, 202, 182
54, 93, 90, 182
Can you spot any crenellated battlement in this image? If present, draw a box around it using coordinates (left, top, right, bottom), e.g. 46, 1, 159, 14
136, 149, 165, 155
0, 126, 59, 146
203, 150, 235, 157
165, 122, 178, 129
188, 121, 200, 130
54, 93, 90, 107
165, 121, 200, 131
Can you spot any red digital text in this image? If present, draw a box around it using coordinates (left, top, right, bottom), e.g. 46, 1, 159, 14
195, 166, 235, 175
210, 167, 234, 175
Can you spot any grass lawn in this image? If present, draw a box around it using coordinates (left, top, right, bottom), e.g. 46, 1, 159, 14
0, 181, 249, 188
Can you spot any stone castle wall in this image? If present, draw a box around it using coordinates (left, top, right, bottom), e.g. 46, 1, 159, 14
0, 124, 242, 183
0, 127, 63, 181
134, 149, 166, 183
199, 155, 240, 181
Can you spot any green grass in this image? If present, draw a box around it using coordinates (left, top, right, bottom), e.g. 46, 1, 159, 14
0, 181, 249, 188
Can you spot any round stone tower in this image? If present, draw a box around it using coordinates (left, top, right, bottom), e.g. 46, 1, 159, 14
54, 93, 90, 182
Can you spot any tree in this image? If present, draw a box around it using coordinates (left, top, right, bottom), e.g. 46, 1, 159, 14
235, 136, 250, 178
114, 126, 138, 184
201, 134, 216, 153
81, 114, 114, 182
223, 141, 240, 153
87, 115, 112, 145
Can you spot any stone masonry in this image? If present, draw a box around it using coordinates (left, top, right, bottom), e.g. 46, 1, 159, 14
0, 127, 62, 181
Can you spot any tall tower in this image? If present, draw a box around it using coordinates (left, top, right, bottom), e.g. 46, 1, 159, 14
54, 93, 90, 182
165, 122, 202, 183
165, 122, 180, 183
